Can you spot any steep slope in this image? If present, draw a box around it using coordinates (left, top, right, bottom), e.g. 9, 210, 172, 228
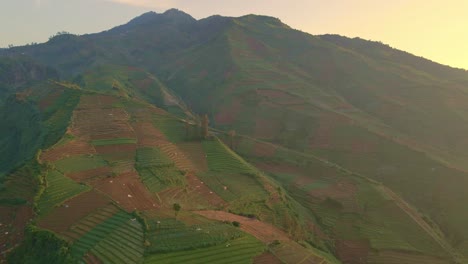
1, 9, 468, 263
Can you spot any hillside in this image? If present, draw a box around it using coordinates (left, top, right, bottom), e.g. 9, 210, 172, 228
1, 8, 468, 264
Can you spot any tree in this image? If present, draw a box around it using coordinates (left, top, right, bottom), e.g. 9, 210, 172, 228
228, 130, 236, 149
201, 114, 209, 139
173, 203, 181, 218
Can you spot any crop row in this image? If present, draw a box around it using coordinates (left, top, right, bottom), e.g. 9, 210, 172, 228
144, 235, 265, 264
37, 170, 90, 215
147, 220, 243, 253
138, 167, 185, 193
71, 210, 134, 259
202, 139, 257, 175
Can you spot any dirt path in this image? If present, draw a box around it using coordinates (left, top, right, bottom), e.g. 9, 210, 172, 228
194, 210, 328, 264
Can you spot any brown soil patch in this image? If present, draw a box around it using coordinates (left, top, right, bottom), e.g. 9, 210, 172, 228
84, 253, 102, 264
38, 88, 63, 111
93, 171, 158, 212
61, 204, 120, 242
335, 239, 370, 264
185, 172, 226, 208
214, 99, 242, 125
253, 142, 277, 157
309, 112, 353, 150
195, 210, 289, 243
132, 122, 167, 147
253, 252, 283, 264
176, 142, 209, 172
41, 140, 96, 163
72, 96, 135, 140
37, 190, 112, 233
159, 142, 198, 172
67, 167, 114, 183
94, 144, 136, 154
0, 205, 33, 259
254, 118, 280, 140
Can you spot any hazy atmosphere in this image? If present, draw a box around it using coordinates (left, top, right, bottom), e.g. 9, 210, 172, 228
1, 0, 467, 69
1, 1, 468, 263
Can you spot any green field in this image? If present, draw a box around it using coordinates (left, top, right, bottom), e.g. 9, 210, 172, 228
197, 172, 267, 202
153, 117, 186, 143
202, 139, 257, 175
37, 170, 90, 215
136, 147, 185, 192
144, 235, 265, 264
71, 209, 144, 263
54, 155, 107, 173
146, 218, 243, 253
136, 147, 174, 168
91, 138, 137, 146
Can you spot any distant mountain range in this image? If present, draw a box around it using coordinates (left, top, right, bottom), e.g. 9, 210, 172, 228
1, 8, 467, 264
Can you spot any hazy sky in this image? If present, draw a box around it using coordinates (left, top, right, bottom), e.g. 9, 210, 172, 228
1, 0, 467, 69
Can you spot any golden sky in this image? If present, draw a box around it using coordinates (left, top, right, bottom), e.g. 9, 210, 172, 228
1, 0, 467, 69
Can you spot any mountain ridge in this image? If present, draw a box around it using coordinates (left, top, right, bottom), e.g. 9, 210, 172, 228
1, 9, 468, 263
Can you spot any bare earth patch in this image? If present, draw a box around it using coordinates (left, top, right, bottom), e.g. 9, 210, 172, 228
67, 167, 114, 183
93, 171, 158, 212
37, 190, 112, 233
41, 140, 96, 163
195, 210, 289, 243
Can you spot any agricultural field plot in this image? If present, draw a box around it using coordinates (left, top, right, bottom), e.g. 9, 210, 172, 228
367, 250, 451, 264
153, 116, 186, 143
271, 241, 327, 264
40, 139, 96, 163
195, 210, 290, 243
252, 141, 277, 157
67, 167, 114, 183
89, 219, 144, 264
37, 190, 111, 233
71, 208, 144, 263
132, 122, 168, 148
92, 138, 137, 147
144, 235, 265, 264
54, 155, 107, 174
202, 139, 257, 175
154, 171, 226, 210
197, 172, 268, 202
137, 166, 185, 193
253, 252, 283, 264
100, 151, 136, 174
176, 142, 209, 172
71, 95, 135, 140
135, 147, 185, 193
0, 205, 33, 258
37, 170, 90, 215
335, 239, 371, 264
146, 218, 243, 253
136, 147, 174, 168
61, 204, 120, 241
93, 171, 158, 212
158, 142, 198, 172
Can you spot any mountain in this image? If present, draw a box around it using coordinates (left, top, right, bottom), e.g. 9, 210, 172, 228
1, 9, 468, 263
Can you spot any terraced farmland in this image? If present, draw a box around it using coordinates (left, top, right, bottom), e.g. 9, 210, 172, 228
144, 235, 265, 264
202, 139, 257, 174
136, 147, 185, 193
37, 170, 90, 215
70, 207, 144, 263
146, 218, 243, 253
54, 155, 107, 174
197, 172, 267, 202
